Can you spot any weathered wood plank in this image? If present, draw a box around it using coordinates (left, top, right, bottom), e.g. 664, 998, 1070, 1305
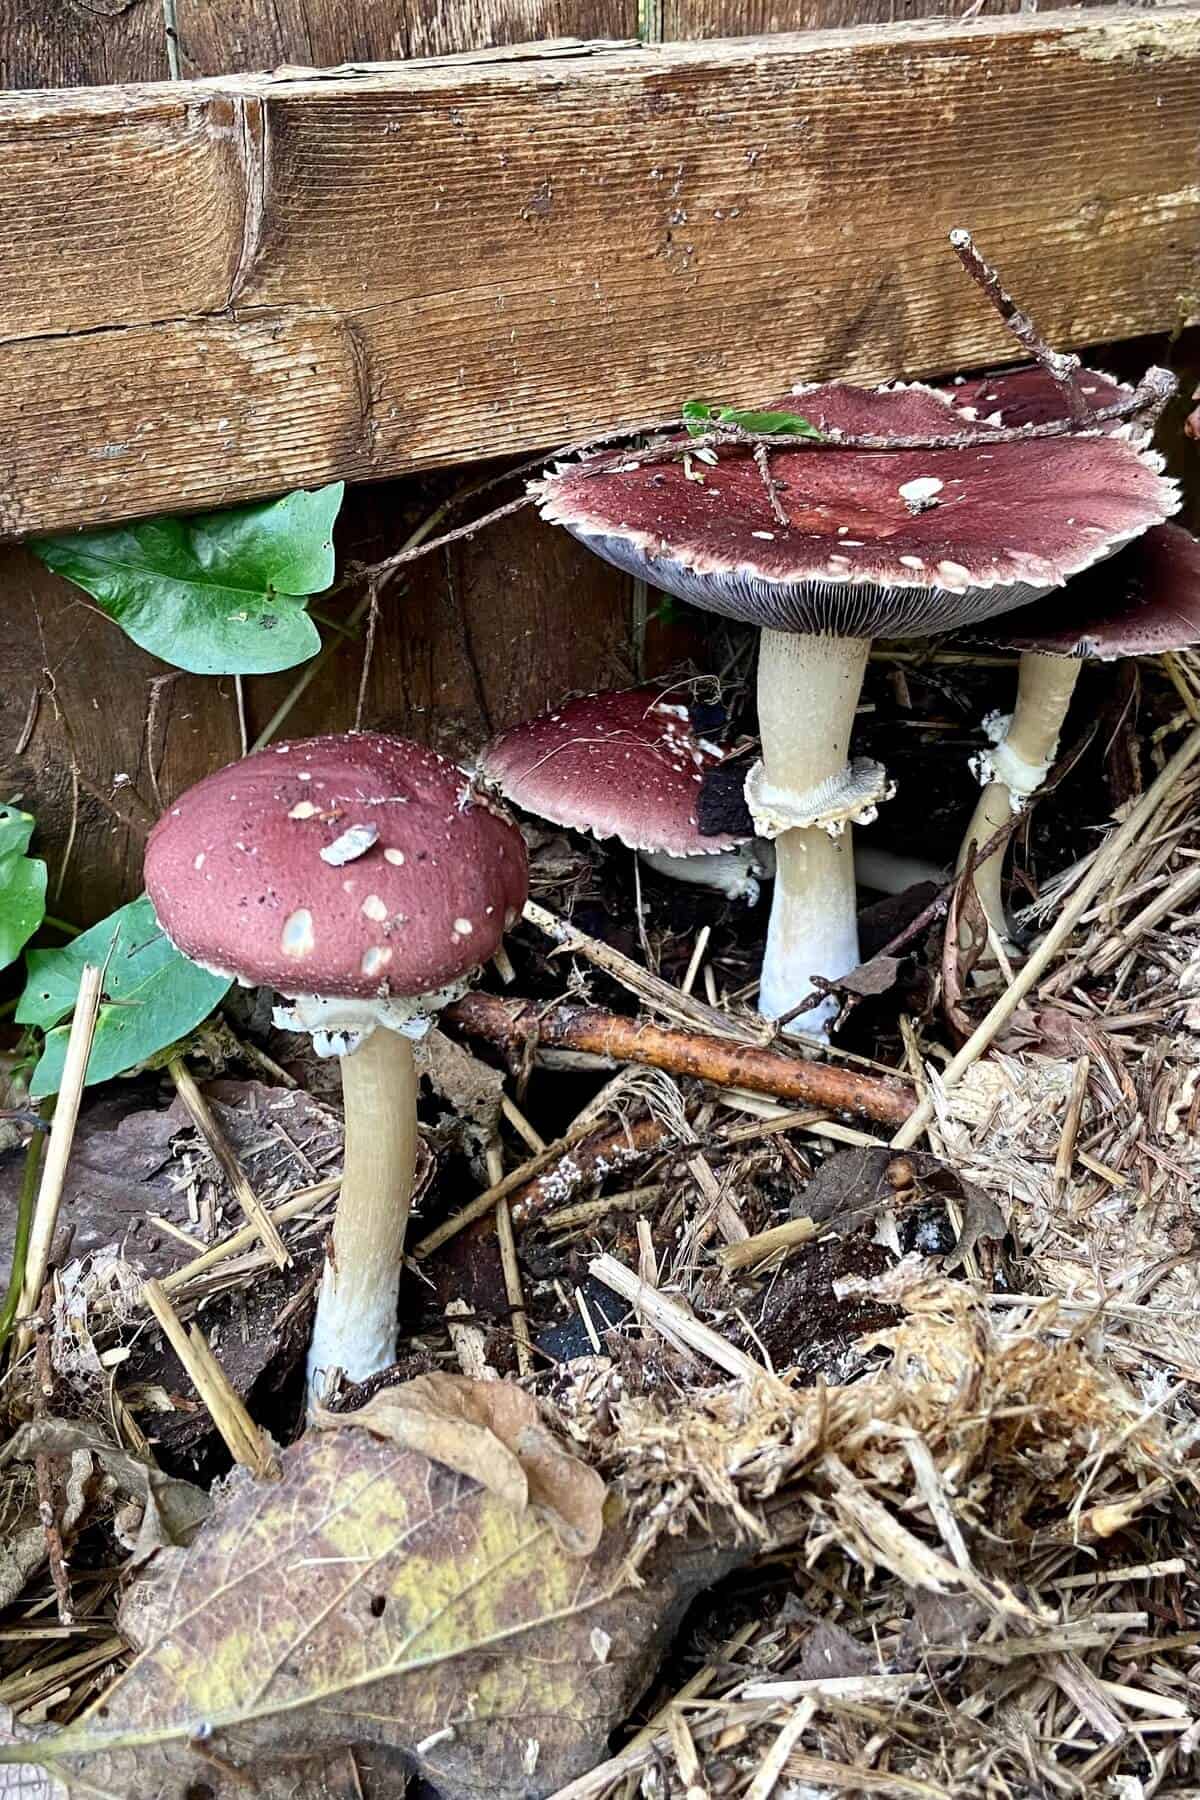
2, 8, 1198, 537
0, 0, 637, 922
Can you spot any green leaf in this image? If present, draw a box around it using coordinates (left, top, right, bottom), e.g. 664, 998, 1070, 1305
18, 896, 231, 1099
681, 399, 822, 440
0, 804, 47, 973
32, 483, 345, 677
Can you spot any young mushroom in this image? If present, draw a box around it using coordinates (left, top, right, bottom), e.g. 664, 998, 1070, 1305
536, 382, 1177, 1034
956, 522, 1200, 949
145, 732, 528, 1405
479, 686, 772, 902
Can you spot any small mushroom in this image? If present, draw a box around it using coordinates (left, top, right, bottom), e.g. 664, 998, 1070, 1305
145, 732, 528, 1404
478, 686, 772, 902
536, 381, 1177, 1033
957, 522, 1200, 949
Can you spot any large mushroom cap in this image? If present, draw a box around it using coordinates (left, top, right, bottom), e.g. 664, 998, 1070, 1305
146, 733, 528, 1000
967, 523, 1200, 660
537, 381, 1178, 638
479, 687, 745, 856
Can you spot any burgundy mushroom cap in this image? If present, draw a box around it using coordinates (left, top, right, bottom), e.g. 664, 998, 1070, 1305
145, 733, 528, 1000
940, 364, 1131, 429
966, 523, 1200, 660
479, 687, 745, 856
536, 381, 1178, 638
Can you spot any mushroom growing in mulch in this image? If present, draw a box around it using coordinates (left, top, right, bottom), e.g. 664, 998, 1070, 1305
932, 362, 1198, 950
956, 521, 1200, 949
479, 685, 771, 902
145, 732, 528, 1405
536, 382, 1178, 1034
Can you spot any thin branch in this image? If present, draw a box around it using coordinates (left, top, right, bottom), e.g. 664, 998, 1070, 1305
948, 226, 1091, 422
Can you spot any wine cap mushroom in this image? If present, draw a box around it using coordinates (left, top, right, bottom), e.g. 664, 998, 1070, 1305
537, 381, 1177, 638
956, 523, 1200, 952
479, 686, 768, 900
146, 731, 527, 1054
536, 382, 1178, 1031
968, 524, 1200, 660
146, 732, 528, 1403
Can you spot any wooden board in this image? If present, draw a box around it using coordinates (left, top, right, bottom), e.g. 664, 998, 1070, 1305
0, 0, 637, 922
2, 7, 1198, 537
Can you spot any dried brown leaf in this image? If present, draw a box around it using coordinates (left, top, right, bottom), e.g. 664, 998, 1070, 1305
0, 1424, 730, 1800
316, 1374, 606, 1555
0, 1420, 211, 1567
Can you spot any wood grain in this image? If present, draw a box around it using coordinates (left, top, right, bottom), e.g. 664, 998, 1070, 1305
0, 0, 636, 922
2, 8, 1198, 537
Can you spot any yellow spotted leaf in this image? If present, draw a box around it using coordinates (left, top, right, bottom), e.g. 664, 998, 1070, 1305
0, 1426, 736, 1800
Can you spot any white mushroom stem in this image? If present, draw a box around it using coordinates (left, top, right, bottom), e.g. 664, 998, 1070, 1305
958, 650, 1081, 949
756, 631, 871, 1036
306, 1027, 418, 1406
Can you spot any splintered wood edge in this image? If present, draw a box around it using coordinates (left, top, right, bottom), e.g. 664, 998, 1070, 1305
1, 7, 1198, 536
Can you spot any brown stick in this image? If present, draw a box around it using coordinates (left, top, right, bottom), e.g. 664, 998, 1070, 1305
510, 1117, 674, 1228
442, 994, 915, 1128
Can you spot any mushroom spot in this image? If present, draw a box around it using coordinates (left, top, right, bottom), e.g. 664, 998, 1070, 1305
383, 848, 406, 866
899, 555, 925, 571
453, 918, 474, 936
289, 800, 318, 821
280, 909, 315, 959
937, 559, 971, 588
361, 894, 389, 922
361, 945, 393, 978
898, 476, 944, 504
193, 852, 206, 870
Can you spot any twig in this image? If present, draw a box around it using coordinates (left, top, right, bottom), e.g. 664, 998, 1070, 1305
167, 1057, 290, 1270
0, 1105, 49, 1359
411, 1116, 607, 1259
443, 993, 916, 1127
511, 1115, 676, 1229
33, 1285, 73, 1624
947, 227, 1091, 422
716, 1214, 818, 1273
1054, 1054, 1091, 1201
158, 1176, 339, 1301
520, 898, 761, 1042
486, 1139, 532, 1377
891, 726, 1200, 1150
15, 965, 104, 1351
353, 575, 380, 731
744, 1702, 817, 1800
142, 1279, 279, 1478
567, 368, 1175, 485
589, 1253, 787, 1388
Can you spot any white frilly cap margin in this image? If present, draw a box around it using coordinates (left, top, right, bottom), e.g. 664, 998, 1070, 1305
744, 757, 895, 840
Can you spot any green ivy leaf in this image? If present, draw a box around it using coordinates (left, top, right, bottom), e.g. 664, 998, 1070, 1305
32, 483, 345, 677
0, 804, 47, 973
681, 399, 821, 440
18, 895, 231, 1099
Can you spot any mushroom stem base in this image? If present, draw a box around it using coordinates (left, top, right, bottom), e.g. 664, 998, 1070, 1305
756, 631, 873, 1036
306, 1027, 418, 1406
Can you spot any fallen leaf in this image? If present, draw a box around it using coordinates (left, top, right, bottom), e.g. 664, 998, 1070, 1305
788, 1148, 1004, 1273
0, 1421, 210, 1566
316, 1373, 606, 1555
0, 1714, 365, 1800
0, 1425, 735, 1799
831, 954, 902, 999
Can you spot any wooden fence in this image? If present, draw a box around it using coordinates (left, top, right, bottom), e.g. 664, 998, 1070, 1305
1, 0, 1197, 919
